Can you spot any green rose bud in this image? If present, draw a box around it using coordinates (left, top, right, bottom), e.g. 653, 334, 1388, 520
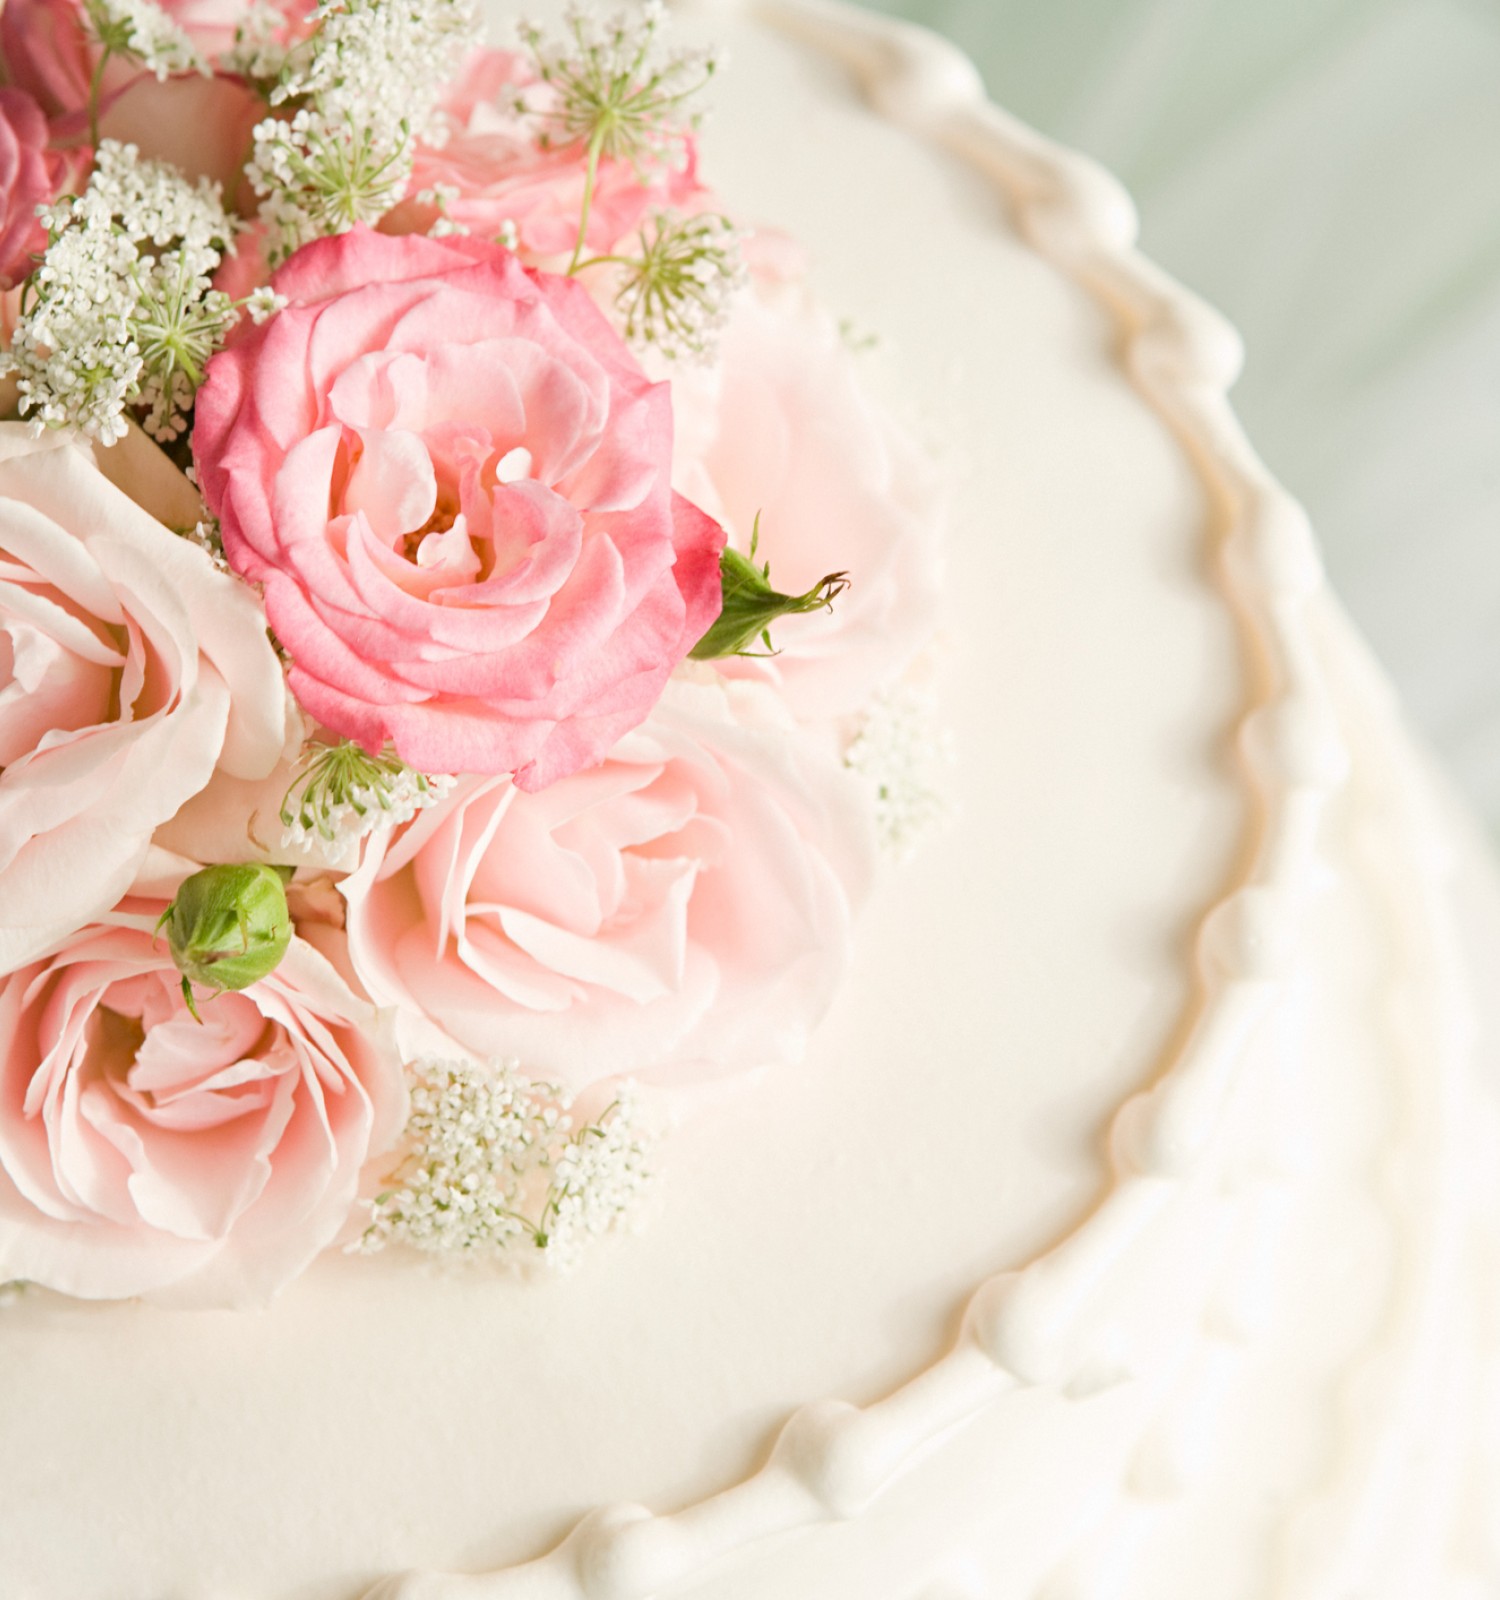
690, 515, 850, 662
156, 863, 292, 1021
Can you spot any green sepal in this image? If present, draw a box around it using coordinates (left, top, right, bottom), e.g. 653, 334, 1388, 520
690, 516, 849, 661
156, 863, 292, 1023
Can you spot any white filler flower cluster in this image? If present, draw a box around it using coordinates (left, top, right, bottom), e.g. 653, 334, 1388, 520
247, 0, 479, 260
279, 738, 456, 853
358, 1059, 652, 1266
520, 1, 717, 172
84, 0, 207, 84
845, 682, 956, 862
3, 142, 245, 442
614, 210, 747, 362
521, 3, 745, 361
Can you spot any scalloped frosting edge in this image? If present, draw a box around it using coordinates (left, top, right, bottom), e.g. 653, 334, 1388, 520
361, 0, 1368, 1595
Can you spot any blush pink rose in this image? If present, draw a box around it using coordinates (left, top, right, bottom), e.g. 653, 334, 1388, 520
0, 900, 405, 1304
340, 677, 876, 1092
673, 295, 946, 720
193, 228, 726, 790
381, 48, 704, 260
0, 427, 287, 974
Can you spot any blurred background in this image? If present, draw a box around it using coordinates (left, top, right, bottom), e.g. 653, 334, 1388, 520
861, 0, 1500, 831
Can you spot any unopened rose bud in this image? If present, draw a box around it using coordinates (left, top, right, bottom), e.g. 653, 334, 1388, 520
157, 863, 292, 1021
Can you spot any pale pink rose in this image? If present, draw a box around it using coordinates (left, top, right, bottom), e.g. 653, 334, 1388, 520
340, 677, 876, 1092
101, 69, 262, 195
193, 228, 726, 790
381, 47, 704, 261
673, 295, 946, 720
0, 900, 405, 1304
0, 427, 287, 974
0, 87, 75, 289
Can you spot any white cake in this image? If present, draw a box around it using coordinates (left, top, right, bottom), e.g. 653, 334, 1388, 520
5, 1, 1500, 1597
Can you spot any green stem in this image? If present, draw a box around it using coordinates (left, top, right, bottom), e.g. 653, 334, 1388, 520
88, 47, 111, 148
567, 130, 606, 276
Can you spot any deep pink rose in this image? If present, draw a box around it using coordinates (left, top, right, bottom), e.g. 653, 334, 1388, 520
0, 428, 287, 975
0, 0, 91, 127
0, 900, 406, 1305
0, 87, 70, 290
381, 48, 704, 260
340, 678, 875, 1092
194, 228, 726, 790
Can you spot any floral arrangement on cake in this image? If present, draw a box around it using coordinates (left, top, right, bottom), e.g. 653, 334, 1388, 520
0, 0, 947, 1306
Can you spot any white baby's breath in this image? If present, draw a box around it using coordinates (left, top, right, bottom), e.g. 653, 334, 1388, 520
358, 1059, 651, 1266
845, 682, 956, 862
247, 0, 479, 260
3, 141, 237, 442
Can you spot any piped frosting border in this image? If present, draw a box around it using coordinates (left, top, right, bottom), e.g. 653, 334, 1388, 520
364, 0, 1355, 1594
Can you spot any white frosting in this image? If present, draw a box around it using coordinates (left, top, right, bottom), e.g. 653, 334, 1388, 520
5, 1, 1498, 1597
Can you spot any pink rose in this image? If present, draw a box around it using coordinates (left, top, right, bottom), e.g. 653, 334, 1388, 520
674, 296, 946, 719
0, 0, 271, 190
194, 228, 726, 790
0, 88, 74, 290
382, 48, 704, 260
0, 0, 91, 127
0, 428, 287, 973
0, 900, 405, 1304
340, 678, 876, 1092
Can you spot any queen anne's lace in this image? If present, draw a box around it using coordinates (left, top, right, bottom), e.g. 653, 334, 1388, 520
3, 141, 237, 441
358, 1059, 651, 1266
518, 1, 717, 172
84, 0, 207, 81
279, 739, 455, 853
247, 0, 479, 260
614, 211, 746, 362
845, 683, 956, 862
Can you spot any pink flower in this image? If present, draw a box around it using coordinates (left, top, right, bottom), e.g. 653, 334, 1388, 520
0, 0, 272, 190
0, 87, 74, 290
340, 678, 876, 1093
0, 901, 405, 1304
674, 296, 946, 719
0, 0, 91, 128
194, 228, 726, 790
0, 428, 287, 974
382, 48, 703, 260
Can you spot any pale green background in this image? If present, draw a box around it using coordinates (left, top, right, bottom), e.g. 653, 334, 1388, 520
861, 0, 1500, 828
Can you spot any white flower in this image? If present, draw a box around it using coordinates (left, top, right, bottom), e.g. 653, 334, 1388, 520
613, 210, 747, 362
247, 0, 480, 261
1, 141, 237, 442
845, 682, 956, 862
224, 0, 296, 81
518, 2, 717, 171
279, 738, 455, 853
357, 1059, 651, 1265
83, 0, 207, 81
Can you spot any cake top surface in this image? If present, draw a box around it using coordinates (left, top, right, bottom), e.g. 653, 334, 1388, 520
0, 0, 1273, 1595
